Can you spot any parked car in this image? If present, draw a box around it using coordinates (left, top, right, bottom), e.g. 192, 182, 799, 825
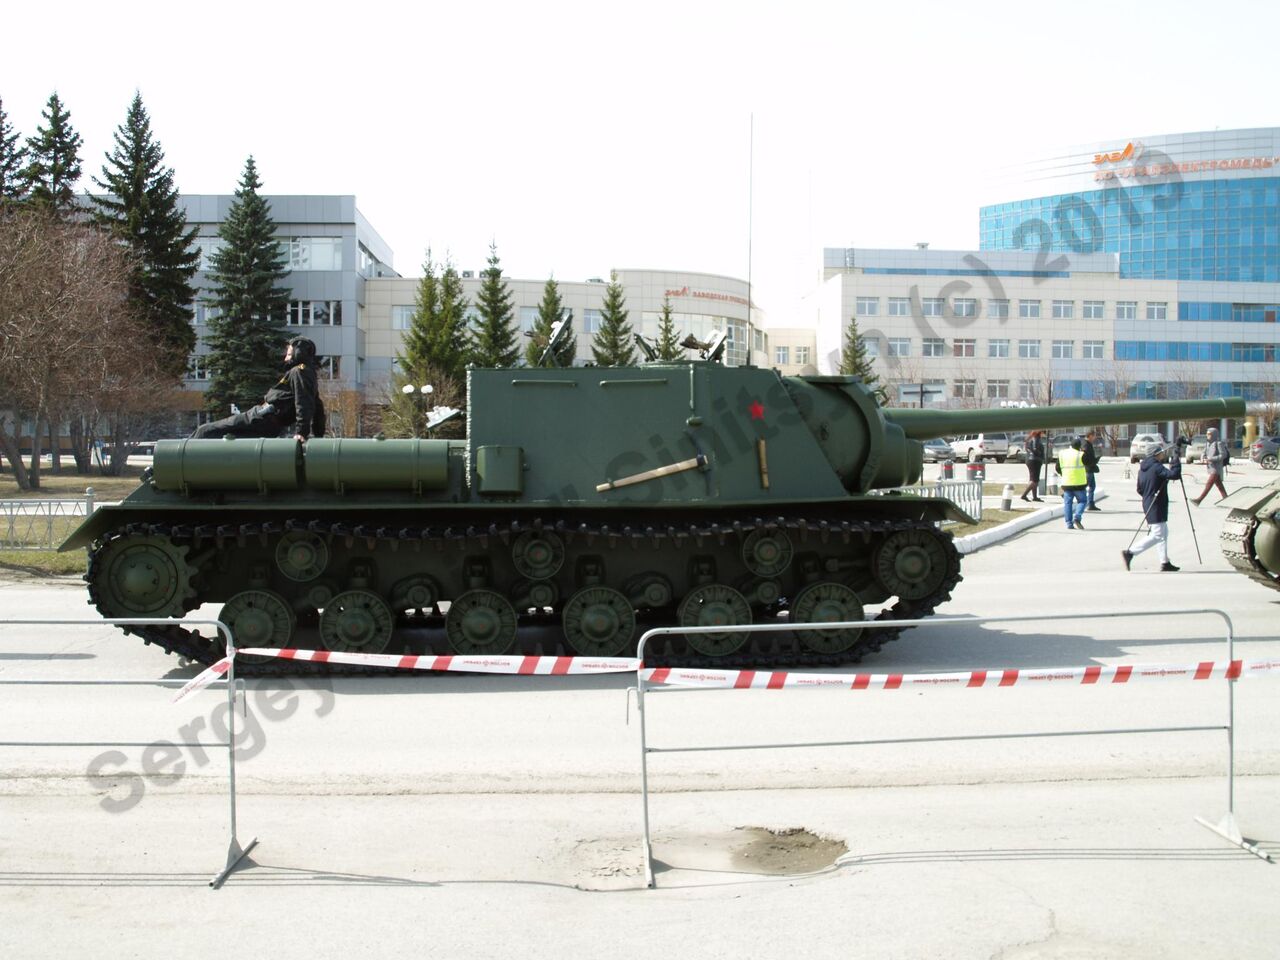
1129, 433, 1168, 463
1250, 436, 1280, 469
1006, 432, 1028, 462
949, 432, 1010, 463
921, 437, 955, 462
1185, 434, 1208, 462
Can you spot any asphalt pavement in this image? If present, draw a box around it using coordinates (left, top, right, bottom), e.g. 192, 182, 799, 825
0, 457, 1276, 959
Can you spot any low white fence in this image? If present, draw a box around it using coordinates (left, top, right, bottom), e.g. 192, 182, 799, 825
874, 478, 983, 521
0, 489, 95, 550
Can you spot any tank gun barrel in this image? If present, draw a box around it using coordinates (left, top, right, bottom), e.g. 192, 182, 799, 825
884, 397, 1246, 441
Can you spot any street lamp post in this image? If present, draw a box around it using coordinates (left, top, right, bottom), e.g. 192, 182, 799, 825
401, 383, 434, 438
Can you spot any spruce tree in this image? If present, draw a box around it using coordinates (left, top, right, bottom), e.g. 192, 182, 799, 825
22, 92, 82, 218
469, 241, 519, 367
203, 157, 292, 415
590, 272, 636, 366
525, 276, 576, 367
839, 314, 881, 392
654, 295, 686, 361
397, 250, 470, 384
0, 97, 26, 204
92, 92, 199, 381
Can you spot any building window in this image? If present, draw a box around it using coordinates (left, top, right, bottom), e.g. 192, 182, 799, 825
1083, 300, 1104, 319
860, 338, 879, 358
988, 299, 1010, 319
952, 338, 975, 358
194, 301, 220, 326
775, 345, 790, 365
287, 300, 343, 326
922, 338, 945, 357
284, 237, 343, 271
988, 339, 1009, 358
1018, 339, 1040, 359
953, 298, 976, 317
1019, 300, 1041, 319
319, 356, 342, 380
185, 355, 210, 381
1116, 301, 1137, 320
392, 305, 414, 330
519, 306, 539, 332
1018, 379, 1039, 400
888, 297, 911, 316
921, 298, 944, 317
1147, 301, 1168, 320
855, 296, 879, 316
986, 379, 1010, 399
1083, 340, 1104, 359
952, 379, 976, 399
192, 237, 224, 272
1052, 300, 1074, 320
795, 346, 811, 365
887, 338, 910, 358
1052, 339, 1074, 359
582, 308, 602, 333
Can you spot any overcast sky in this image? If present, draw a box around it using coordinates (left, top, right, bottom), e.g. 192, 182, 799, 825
4, 0, 1278, 323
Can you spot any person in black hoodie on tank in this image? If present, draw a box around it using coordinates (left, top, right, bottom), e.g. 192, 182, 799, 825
1122, 442, 1182, 572
192, 337, 326, 441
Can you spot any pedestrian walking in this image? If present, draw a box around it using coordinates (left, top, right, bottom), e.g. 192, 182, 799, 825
1122, 442, 1183, 572
1082, 430, 1101, 511
1056, 436, 1088, 530
1191, 427, 1229, 505
1020, 430, 1046, 502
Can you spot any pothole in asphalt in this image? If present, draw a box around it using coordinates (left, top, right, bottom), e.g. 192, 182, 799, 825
731, 826, 848, 875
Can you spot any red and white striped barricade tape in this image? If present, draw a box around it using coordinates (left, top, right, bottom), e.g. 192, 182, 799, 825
173, 648, 640, 703
640, 658, 1280, 691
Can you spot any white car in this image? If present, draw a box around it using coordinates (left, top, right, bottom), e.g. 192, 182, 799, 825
1129, 433, 1167, 463
949, 433, 1010, 463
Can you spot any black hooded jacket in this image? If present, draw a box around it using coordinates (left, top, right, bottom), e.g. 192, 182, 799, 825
1136, 454, 1181, 523
263, 338, 324, 438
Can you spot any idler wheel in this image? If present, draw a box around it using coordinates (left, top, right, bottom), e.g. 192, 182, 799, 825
445, 589, 517, 655
511, 531, 565, 580
274, 531, 329, 582
220, 590, 296, 662
97, 535, 194, 618
873, 529, 948, 601
563, 586, 636, 656
742, 529, 793, 578
390, 575, 440, 614
789, 582, 865, 654
320, 589, 394, 654
677, 584, 752, 657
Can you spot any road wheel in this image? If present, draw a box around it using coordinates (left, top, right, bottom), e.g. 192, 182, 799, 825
967, 448, 977, 463
1263, 454, 1278, 469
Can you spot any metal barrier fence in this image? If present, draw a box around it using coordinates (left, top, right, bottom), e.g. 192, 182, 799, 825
873, 479, 983, 520
0, 617, 256, 888
633, 608, 1267, 889
0, 488, 95, 550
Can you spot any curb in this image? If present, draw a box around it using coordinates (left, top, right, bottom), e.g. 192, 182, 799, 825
955, 490, 1110, 555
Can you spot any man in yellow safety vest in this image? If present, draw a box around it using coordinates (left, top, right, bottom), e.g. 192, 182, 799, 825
1056, 436, 1089, 530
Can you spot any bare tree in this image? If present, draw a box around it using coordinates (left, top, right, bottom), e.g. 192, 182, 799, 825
0, 208, 154, 487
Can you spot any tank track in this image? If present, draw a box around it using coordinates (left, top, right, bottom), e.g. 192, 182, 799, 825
84, 513, 962, 677
1219, 510, 1280, 592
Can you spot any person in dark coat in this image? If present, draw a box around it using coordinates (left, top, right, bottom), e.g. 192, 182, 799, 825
1122, 442, 1182, 572
1191, 427, 1228, 506
1082, 430, 1101, 511
192, 337, 326, 441
1020, 430, 1046, 502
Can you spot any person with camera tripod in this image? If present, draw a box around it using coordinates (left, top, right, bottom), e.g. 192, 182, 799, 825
1122, 440, 1183, 572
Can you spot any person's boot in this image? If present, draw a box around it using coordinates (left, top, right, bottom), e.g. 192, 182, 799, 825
1086, 503, 1101, 512
1121, 550, 1133, 571
1160, 561, 1180, 572
1191, 497, 1202, 507
1073, 519, 1084, 530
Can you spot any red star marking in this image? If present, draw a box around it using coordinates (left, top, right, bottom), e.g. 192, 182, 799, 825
748, 400, 765, 421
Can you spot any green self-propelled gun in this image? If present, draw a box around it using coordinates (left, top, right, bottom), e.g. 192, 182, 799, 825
61, 361, 1246, 673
